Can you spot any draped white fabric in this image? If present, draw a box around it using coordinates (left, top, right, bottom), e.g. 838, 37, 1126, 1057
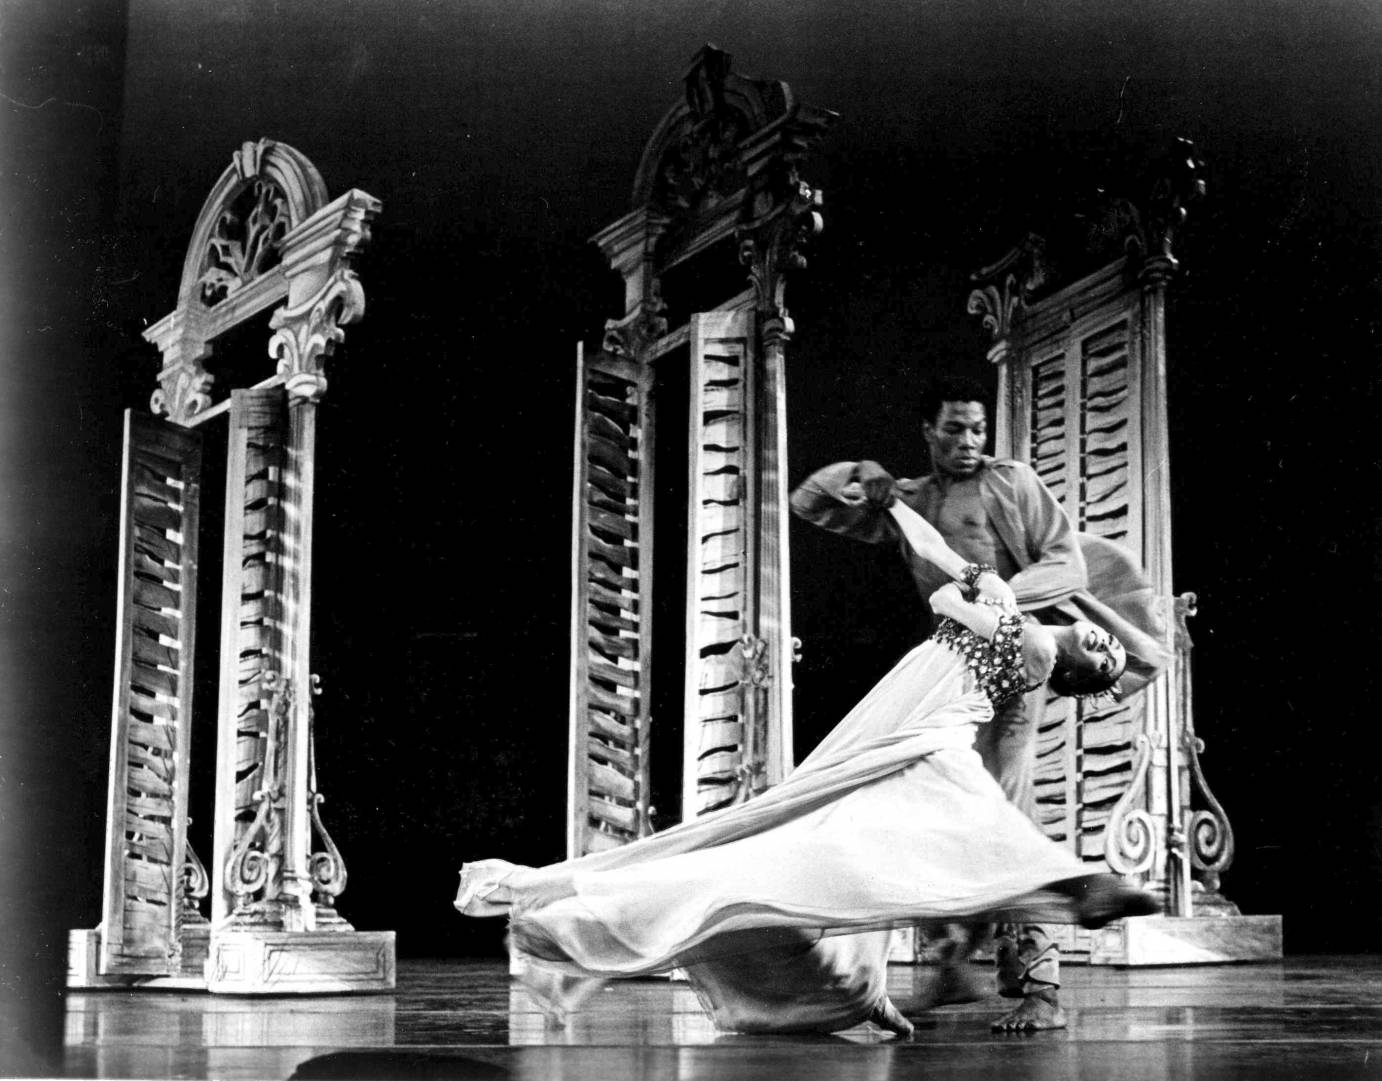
456, 640, 1093, 1032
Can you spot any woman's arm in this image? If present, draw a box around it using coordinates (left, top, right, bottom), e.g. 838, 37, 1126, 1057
885, 501, 969, 579
885, 502, 1017, 608
930, 583, 1003, 640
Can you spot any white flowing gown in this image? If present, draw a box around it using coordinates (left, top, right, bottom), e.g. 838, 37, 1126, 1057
456, 626, 1096, 1034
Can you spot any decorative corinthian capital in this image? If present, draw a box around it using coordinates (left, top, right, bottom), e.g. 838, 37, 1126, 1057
264, 188, 380, 403
966, 233, 1046, 362
1121, 137, 1206, 282
150, 356, 216, 423
268, 269, 366, 403
737, 165, 826, 342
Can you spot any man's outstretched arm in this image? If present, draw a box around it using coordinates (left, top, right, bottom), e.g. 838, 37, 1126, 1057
789, 460, 897, 544
1004, 462, 1088, 610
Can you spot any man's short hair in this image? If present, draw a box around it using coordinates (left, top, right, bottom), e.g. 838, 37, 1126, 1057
919, 376, 990, 426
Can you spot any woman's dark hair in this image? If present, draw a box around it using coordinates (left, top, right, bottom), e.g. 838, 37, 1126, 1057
1048, 656, 1123, 699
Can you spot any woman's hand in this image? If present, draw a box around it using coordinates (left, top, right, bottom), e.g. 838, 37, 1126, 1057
929, 582, 965, 617
929, 581, 1001, 640
974, 571, 1017, 611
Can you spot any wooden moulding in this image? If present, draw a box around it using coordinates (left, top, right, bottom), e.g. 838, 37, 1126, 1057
1089, 915, 1284, 966
206, 930, 396, 994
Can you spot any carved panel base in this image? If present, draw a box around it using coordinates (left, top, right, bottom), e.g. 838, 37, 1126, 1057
886, 915, 1282, 968
206, 929, 395, 994
67, 924, 210, 991
1089, 915, 1283, 966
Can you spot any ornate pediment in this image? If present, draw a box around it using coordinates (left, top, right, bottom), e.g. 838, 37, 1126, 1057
145, 141, 378, 425
637, 46, 790, 220
197, 177, 291, 307
599, 47, 834, 342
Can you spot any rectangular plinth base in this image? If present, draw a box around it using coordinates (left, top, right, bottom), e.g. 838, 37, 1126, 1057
68, 925, 210, 990
1089, 915, 1283, 966
206, 929, 396, 994
887, 915, 1283, 967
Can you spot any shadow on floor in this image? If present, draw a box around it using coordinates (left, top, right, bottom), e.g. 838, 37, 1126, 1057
289, 1050, 509, 1080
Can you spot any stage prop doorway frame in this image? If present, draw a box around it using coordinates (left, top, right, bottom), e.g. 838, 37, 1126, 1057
68, 139, 394, 994
965, 139, 1282, 966
566, 47, 834, 857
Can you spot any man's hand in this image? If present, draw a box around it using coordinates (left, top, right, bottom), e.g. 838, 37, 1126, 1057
853, 460, 896, 508
974, 571, 1017, 611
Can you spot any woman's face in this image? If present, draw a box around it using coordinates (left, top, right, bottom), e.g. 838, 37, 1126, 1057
1070, 620, 1126, 682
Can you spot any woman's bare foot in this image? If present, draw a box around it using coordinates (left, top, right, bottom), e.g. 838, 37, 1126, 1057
867, 995, 915, 1040
990, 988, 1067, 1033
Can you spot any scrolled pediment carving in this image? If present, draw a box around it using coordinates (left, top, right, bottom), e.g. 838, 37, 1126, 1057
967, 233, 1047, 355
197, 178, 291, 307
634, 46, 803, 224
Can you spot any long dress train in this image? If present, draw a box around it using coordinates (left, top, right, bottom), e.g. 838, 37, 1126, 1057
456, 632, 1116, 1034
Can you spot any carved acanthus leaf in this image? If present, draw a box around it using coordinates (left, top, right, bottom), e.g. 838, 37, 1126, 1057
268, 270, 365, 402
602, 289, 668, 358
198, 179, 290, 307
967, 234, 1046, 345
151, 363, 215, 423
737, 167, 825, 335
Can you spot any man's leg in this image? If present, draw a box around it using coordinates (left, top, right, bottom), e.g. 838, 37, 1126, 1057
974, 688, 1066, 1032
991, 922, 1065, 1031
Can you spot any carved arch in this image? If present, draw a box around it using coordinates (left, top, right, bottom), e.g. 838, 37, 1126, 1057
145, 139, 378, 425
632, 45, 795, 217
176, 140, 329, 312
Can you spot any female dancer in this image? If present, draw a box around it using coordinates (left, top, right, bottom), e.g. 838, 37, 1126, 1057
455, 499, 1157, 1037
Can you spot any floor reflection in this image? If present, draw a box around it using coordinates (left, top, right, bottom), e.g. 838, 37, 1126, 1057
63, 958, 1382, 1081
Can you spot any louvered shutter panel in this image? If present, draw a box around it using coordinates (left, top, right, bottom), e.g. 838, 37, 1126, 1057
1020, 299, 1147, 866
682, 311, 757, 819
99, 411, 202, 975
568, 346, 655, 857
211, 388, 288, 921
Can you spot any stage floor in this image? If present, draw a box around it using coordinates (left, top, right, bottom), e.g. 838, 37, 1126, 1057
64, 957, 1382, 1080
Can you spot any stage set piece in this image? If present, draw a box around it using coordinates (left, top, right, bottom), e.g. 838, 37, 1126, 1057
68, 139, 394, 994
953, 139, 1282, 966
565, 66, 1278, 969
567, 46, 834, 856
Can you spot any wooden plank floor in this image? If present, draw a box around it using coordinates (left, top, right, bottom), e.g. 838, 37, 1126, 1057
64, 957, 1382, 1080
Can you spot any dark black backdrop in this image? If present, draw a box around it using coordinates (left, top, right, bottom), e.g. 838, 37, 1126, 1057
4, 0, 1381, 1070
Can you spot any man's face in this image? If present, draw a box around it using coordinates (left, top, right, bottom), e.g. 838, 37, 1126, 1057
923, 400, 987, 478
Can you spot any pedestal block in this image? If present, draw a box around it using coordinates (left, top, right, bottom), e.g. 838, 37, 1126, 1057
1089, 915, 1283, 966
68, 924, 210, 991
205, 930, 396, 994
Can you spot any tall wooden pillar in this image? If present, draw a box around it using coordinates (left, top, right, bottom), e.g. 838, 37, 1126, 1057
69, 140, 394, 993
968, 140, 1281, 965
566, 47, 833, 857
